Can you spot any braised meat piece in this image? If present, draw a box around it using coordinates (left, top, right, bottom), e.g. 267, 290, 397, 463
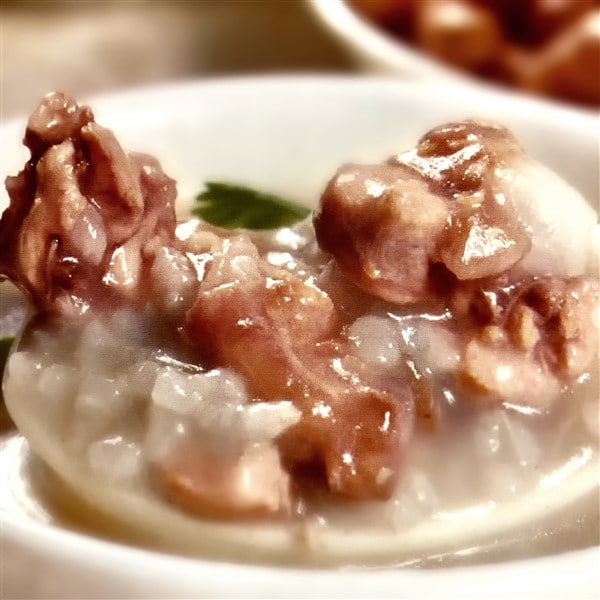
444, 272, 599, 407
0, 92, 176, 317
185, 233, 415, 499
314, 121, 532, 304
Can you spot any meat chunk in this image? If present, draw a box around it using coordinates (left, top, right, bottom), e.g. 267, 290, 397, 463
457, 275, 599, 406
156, 441, 292, 519
508, 276, 600, 379
24, 91, 94, 157
0, 93, 176, 317
463, 335, 561, 408
314, 121, 533, 304
315, 164, 448, 304
185, 233, 415, 500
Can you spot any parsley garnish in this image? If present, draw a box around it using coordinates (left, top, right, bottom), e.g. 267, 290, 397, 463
193, 182, 310, 230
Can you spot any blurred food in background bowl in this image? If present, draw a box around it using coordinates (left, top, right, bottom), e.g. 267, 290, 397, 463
310, 0, 600, 109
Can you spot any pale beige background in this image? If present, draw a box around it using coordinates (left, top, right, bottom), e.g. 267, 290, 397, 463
1, 0, 356, 119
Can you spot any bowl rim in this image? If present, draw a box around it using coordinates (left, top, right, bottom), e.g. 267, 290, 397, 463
3, 508, 599, 599
1, 73, 598, 127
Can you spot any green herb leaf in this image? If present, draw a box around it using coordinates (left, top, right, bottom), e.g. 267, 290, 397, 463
192, 182, 311, 230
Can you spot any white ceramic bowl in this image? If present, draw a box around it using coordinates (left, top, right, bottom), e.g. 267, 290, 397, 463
1, 76, 599, 599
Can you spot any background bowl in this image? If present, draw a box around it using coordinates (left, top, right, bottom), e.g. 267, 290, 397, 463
1, 76, 598, 599
309, 0, 469, 79
308, 0, 600, 110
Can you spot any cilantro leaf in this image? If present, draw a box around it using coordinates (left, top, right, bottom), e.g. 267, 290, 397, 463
192, 182, 311, 230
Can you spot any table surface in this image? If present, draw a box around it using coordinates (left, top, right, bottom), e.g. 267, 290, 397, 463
1, 0, 357, 120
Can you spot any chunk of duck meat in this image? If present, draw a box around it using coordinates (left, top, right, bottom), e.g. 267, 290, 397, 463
0, 93, 176, 317
24, 91, 94, 158
396, 121, 596, 280
185, 233, 415, 500
156, 441, 293, 519
462, 333, 562, 408
314, 164, 449, 304
315, 120, 595, 306
456, 274, 599, 406
455, 274, 600, 377
507, 276, 600, 380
